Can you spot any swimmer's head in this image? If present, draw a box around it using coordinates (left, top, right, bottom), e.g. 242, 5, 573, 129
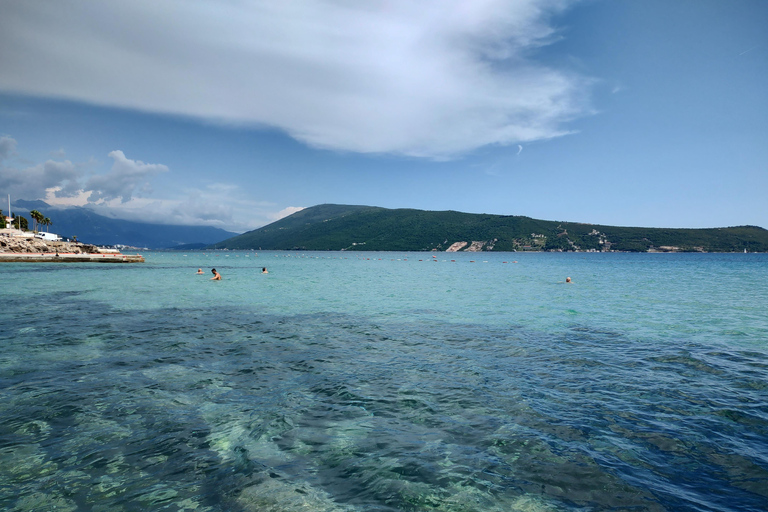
566, 277, 571, 283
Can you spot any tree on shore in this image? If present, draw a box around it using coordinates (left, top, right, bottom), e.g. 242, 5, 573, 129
29, 210, 43, 233
0, 209, 5, 229
43, 217, 52, 232
13, 215, 28, 230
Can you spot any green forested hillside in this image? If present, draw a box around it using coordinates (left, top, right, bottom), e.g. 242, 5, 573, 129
210, 204, 768, 252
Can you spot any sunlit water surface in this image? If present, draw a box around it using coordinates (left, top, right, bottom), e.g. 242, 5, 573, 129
1, 251, 767, 511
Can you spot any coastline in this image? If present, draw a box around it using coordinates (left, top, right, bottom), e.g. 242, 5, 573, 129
0, 229, 144, 263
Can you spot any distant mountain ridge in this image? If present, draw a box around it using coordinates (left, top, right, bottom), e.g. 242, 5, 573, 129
10, 200, 238, 249
210, 204, 768, 252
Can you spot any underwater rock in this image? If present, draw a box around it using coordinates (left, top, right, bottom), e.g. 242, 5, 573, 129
237, 478, 354, 512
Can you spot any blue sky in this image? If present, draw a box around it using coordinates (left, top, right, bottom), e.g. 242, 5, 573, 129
1, 0, 766, 232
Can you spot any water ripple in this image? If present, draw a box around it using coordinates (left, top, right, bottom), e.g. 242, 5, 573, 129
1, 272, 767, 510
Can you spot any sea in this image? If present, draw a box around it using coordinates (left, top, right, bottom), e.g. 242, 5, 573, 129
1, 251, 767, 512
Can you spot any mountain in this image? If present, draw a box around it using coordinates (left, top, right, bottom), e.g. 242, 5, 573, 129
11, 199, 51, 210
10, 200, 238, 249
209, 204, 768, 253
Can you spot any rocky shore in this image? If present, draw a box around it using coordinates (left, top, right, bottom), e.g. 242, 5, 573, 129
0, 231, 144, 263
0, 233, 100, 255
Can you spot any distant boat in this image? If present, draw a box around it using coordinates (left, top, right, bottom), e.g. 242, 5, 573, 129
744, 248, 748, 253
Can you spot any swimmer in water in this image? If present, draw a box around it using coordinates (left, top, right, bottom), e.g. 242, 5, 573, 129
211, 268, 221, 280
262, 267, 268, 274
196, 268, 204, 274
565, 277, 572, 283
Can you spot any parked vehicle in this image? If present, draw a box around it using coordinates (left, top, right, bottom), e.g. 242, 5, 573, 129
34, 232, 63, 241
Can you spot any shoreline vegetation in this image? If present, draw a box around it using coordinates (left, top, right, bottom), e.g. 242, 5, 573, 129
0, 229, 144, 263
209, 204, 768, 253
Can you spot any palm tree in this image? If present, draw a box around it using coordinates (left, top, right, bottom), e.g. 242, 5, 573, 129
43, 217, 52, 233
29, 210, 42, 233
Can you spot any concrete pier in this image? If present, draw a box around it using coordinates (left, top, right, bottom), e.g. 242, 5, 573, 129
0, 252, 145, 263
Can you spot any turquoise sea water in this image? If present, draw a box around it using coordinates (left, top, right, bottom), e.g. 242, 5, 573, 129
1, 251, 767, 511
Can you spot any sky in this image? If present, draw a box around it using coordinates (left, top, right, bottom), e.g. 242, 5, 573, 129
0, 0, 766, 233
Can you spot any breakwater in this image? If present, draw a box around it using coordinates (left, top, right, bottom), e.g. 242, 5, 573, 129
0, 252, 144, 263
0, 231, 144, 263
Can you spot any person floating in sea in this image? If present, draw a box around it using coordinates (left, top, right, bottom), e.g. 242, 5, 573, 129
196, 268, 204, 274
211, 268, 221, 280
565, 277, 572, 283
261, 267, 268, 274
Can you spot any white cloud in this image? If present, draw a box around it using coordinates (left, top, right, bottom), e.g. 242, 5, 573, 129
272, 206, 305, 222
44, 188, 90, 207
0, 0, 591, 159
82, 183, 285, 233
1, 140, 166, 203
50, 147, 67, 158
85, 150, 169, 203
0, 158, 82, 201
162, 183, 295, 232
2, 138, 288, 231
47, 182, 284, 233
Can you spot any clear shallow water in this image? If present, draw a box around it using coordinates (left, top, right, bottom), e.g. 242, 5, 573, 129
1, 251, 767, 511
